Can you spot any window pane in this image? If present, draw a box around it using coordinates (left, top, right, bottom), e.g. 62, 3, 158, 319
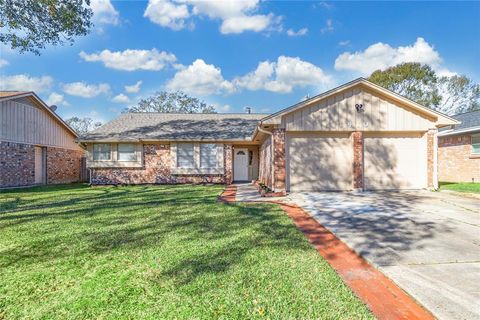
177, 143, 194, 168
201, 144, 217, 168
93, 144, 111, 160
472, 136, 480, 154
118, 144, 136, 161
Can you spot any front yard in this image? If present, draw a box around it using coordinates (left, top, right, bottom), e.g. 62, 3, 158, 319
439, 182, 480, 194
0, 184, 372, 319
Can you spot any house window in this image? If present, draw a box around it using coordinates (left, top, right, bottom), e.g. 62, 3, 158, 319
200, 144, 217, 168
472, 135, 480, 154
93, 144, 111, 161
177, 143, 194, 168
118, 144, 136, 161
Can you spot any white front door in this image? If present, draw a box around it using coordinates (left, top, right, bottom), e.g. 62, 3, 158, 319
234, 148, 248, 181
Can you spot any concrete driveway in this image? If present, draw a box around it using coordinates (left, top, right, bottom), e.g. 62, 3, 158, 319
290, 190, 480, 320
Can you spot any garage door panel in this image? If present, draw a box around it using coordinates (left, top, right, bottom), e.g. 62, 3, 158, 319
364, 134, 427, 190
287, 134, 353, 191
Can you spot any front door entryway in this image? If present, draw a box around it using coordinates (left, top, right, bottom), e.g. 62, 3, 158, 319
234, 148, 248, 181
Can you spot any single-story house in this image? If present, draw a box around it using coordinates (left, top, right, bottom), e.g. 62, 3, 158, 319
437, 110, 480, 183
0, 91, 84, 188
79, 78, 457, 192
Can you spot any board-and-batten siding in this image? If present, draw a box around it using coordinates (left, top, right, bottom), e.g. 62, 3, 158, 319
0, 99, 80, 150
282, 87, 435, 132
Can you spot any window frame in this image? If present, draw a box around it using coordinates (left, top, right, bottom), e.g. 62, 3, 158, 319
200, 143, 218, 168
117, 143, 137, 162
92, 143, 112, 161
177, 143, 195, 168
472, 134, 480, 155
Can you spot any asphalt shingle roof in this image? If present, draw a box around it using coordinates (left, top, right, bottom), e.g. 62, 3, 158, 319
80, 113, 266, 142
452, 110, 480, 131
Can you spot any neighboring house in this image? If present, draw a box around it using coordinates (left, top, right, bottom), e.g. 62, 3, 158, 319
437, 110, 480, 183
79, 78, 457, 192
0, 91, 84, 188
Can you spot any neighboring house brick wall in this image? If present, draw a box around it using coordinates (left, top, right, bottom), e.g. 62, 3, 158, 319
91, 144, 233, 185
0, 141, 35, 187
46, 147, 84, 184
438, 134, 480, 183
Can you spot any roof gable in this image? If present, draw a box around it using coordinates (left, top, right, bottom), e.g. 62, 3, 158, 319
261, 78, 458, 128
0, 91, 78, 137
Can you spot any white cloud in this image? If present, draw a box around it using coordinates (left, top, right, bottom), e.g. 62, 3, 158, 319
124, 80, 143, 93
234, 56, 332, 93
144, 0, 190, 30
0, 59, 8, 68
287, 28, 308, 37
0, 74, 53, 93
320, 19, 334, 33
79, 49, 177, 71
338, 40, 350, 46
335, 37, 447, 75
62, 82, 110, 98
91, 0, 120, 25
166, 59, 234, 96
144, 0, 279, 34
112, 93, 130, 104
214, 104, 231, 112
46, 92, 69, 106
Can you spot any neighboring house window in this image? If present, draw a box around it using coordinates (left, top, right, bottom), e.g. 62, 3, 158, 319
177, 143, 194, 168
472, 135, 480, 154
118, 144, 136, 161
200, 144, 217, 168
93, 144, 111, 161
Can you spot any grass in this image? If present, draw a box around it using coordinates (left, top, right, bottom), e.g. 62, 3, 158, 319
439, 182, 480, 194
0, 184, 372, 319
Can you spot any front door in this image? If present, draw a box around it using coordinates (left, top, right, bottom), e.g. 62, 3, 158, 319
234, 148, 248, 181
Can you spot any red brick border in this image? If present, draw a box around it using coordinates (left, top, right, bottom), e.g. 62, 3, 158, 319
219, 185, 434, 320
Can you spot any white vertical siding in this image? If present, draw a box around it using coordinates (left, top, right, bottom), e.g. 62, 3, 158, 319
282, 86, 434, 131
0, 100, 80, 150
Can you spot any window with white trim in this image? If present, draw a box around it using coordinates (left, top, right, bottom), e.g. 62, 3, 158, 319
93, 144, 111, 161
200, 144, 217, 168
472, 135, 480, 154
118, 143, 136, 161
177, 143, 195, 168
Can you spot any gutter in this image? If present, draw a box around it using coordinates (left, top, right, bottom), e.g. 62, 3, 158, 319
437, 126, 480, 137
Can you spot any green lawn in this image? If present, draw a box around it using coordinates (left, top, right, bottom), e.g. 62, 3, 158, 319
439, 182, 480, 194
0, 184, 372, 319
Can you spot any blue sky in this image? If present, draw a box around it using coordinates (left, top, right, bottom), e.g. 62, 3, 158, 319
1, 0, 479, 123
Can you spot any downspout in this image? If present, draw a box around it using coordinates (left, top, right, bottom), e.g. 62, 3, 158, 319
433, 129, 439, 190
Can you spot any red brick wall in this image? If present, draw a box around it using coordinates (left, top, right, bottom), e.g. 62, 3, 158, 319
272, 129, 286, 192
438, 134, 480, 183
427, 130, 435, 188
352, 131, 364, 189
0, 141, 35, 187
259, 136, 272, 189
47, 147, 84, 184
91, 144, 233, 185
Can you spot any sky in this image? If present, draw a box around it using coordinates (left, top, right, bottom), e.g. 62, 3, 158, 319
0, 0, 479, 124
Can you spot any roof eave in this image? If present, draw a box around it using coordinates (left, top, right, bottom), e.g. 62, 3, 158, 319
438, 126, 480, 137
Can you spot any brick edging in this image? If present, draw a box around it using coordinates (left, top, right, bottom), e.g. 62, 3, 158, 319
219, 185, 435, 320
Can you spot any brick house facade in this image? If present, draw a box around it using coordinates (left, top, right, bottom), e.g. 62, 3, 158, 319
80, 79, 457, 192
438, 134, 480, 183
0, 92, 84, 188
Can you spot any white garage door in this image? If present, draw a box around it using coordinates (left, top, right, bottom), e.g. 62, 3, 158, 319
287, 133, 353, 192
364, 133, 427, 190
